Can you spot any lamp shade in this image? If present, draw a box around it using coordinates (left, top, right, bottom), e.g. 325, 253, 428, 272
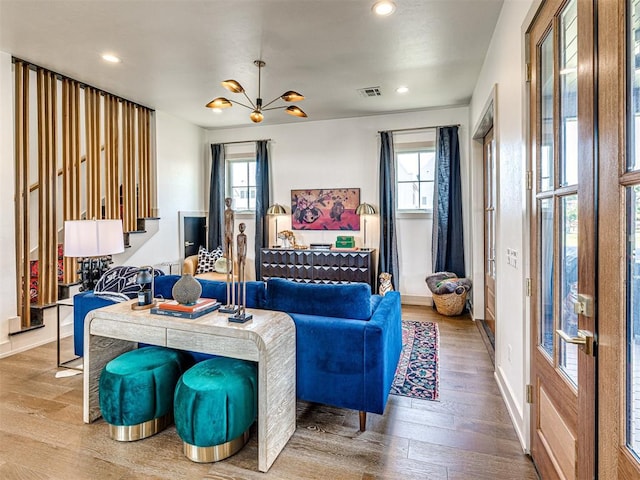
63, 219, 125, 257
267, 204, 287, 215
356, 203, 376, 215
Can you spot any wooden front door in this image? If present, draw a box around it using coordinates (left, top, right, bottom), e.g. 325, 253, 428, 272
528, 0, 597, 478
598, 0, 640, 477
483, 127, 497, 343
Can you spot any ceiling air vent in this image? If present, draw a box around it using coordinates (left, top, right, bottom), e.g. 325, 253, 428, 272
357, 86, 382, 98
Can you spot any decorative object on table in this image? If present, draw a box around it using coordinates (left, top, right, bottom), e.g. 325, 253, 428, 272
195, 246, 224, 274
220, 197, 238, 314
425, 272, 472, 316
390, 320, 439, 401
131, 266, 156, 310
63, 219, 125, 291
310, 243, 332, 251
379, 272, 394, 296
151, 300, 220, 320
291, 188, 360, 231
277, 230, 308, 250
335, 235, 355, 249
355, 202, 376, 248
172, 273, 202, 306
158, 298, 220, 313
229, 223, 252, 323
93, 266, 165, 303
266, 204, 287, 247
205, 59, 307, 123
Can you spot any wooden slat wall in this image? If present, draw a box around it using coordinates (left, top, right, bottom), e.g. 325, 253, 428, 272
137, 107, 151, 218
62, 79, 81, 284
85, 87, 101, 219
36, 68, 58, 306
13, 60, 158, 324
122, 101, 137, 232
14, 61, 30, 327
104, 94, 119, 219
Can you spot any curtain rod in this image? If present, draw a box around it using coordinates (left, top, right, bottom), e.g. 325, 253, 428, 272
378, 124, 460, 134
12, 56, 155, 112
214, 139, 272, 146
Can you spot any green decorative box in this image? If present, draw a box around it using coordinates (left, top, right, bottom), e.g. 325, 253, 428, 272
335, 236, 355, 248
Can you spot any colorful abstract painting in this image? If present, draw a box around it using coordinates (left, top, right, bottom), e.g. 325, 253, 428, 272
291, 188, 360, 231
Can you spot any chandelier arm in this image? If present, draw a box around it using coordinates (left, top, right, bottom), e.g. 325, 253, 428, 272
241, 91, 256, 109
262, 105, 288, 111
229, 99, 255, 110
262, 96, 285, 109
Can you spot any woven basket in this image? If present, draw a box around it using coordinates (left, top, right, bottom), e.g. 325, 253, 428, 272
433, 290, 467, 316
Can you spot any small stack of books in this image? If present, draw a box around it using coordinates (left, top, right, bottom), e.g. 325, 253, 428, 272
151, 298, 220, 319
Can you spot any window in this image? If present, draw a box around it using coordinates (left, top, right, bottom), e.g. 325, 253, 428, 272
227, 158, 256, 212
396, 146, 435, 211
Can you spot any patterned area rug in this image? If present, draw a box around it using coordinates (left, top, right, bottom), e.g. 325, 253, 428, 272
390, 320, 439, 401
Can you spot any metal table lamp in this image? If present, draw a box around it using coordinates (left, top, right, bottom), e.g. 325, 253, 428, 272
355, 203, 376, 248
133, 266, 156, 310
266, 204, 287, 247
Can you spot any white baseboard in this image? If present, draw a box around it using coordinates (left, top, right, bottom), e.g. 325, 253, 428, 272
495, 366, 529, 453
401, 294, 433, 306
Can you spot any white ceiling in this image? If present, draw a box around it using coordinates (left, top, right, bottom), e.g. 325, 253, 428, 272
0, 0, 504, 129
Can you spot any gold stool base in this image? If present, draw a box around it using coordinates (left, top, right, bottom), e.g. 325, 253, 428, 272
108, 413, 172, 441
183, 429, 251, 463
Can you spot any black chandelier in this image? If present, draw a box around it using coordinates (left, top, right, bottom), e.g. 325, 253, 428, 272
206, 60, 307, 123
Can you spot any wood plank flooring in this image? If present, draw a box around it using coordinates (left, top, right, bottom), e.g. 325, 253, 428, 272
0, 305, 538, 479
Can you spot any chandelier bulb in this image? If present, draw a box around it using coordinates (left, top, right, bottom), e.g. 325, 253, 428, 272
250, 109, 264, 123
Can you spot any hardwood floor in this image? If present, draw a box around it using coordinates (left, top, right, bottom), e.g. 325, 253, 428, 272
0, 305, 538, 479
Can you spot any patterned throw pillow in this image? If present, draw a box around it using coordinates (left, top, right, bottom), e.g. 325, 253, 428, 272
195, 246, 223, 274
94, 266, 164, 302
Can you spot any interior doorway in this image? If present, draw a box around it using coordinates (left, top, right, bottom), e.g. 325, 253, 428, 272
483, 126, 497, 347
179, 211, 206, 261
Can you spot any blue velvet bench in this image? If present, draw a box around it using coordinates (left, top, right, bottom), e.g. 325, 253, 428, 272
174, 357, 258, 463
99, 346, 193, 441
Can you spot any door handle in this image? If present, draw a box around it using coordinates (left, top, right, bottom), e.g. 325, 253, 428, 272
556, 329, 596, 356
184, 241, 195, 247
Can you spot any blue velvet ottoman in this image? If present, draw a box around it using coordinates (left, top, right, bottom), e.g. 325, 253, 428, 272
174, 357, 258, 463
99, 346, 193, 441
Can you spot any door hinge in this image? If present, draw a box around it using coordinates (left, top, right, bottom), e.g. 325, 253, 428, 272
526, 171, 533, 190
525, 278, 532, 297
526, 384, 534, 404
526, 63, 532, 83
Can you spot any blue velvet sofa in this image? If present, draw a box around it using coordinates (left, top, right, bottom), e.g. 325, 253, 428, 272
74, 275, 402, 430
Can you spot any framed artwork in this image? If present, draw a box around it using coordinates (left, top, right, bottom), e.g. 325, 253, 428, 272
291, 188, 361, 231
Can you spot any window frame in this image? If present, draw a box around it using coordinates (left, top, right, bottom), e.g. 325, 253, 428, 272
225, 154, 257, 214
395, 140, 436, 214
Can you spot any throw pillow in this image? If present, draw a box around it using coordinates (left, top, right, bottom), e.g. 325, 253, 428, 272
94, 266, 164, 302
214, 257, 232, 274
196, 246, 223, 274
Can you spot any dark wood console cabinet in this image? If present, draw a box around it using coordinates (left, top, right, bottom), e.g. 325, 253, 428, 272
260, 248, 375, 288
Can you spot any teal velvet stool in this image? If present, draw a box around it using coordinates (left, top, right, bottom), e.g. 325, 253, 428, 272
174, 357, 258, 463
99, 346, 192, 441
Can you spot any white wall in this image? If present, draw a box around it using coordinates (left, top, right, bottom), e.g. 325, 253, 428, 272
469, 0, 539, 451
207, 107, 469, 302
0, 50, 206, 357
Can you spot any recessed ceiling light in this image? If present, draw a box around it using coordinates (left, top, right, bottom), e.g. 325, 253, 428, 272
101, 54, 121, 63
396, 86, 409, 94
372, 0, 396, 16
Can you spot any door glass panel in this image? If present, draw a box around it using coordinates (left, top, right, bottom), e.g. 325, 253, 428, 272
629, 0, 640, 171
560, 0, 578, 186
539, 197, 554, 357
627, 186, 640, 455
540, 30, 555, 192
559, 195, 578, 385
